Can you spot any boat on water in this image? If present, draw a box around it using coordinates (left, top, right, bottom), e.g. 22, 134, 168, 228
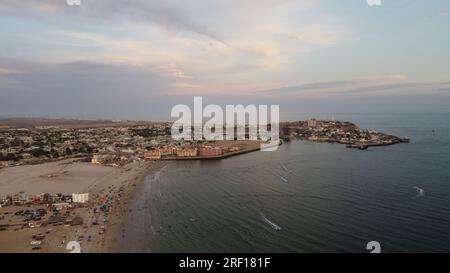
279, 176, 288, 182
262, 216, 281, 231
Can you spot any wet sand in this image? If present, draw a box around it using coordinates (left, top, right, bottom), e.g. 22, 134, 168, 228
113, 165, 169, 253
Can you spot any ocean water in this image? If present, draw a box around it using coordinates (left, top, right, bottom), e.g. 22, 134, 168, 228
120, 112, 450, 253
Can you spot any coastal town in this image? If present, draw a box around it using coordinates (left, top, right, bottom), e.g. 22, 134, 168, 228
0, 118, 409, 252
0, 120, 262, 168
0, 118, 408, 169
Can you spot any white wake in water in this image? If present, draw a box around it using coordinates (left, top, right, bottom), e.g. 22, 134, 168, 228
150, 223, 156, 235
282, 164, 291, 173
279, 176, 288, 183
413, 186, 425, 197
261, 214, 282, 231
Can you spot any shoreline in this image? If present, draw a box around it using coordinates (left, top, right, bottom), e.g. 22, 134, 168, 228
101, 161, 168, 252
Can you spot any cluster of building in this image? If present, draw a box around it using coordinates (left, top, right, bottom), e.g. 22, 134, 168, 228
0, 191, 89, 208
0, 121, 251, 166
143, 145, 229, 160
0, 117, 279, 166
281, 119, 409, 148
91, 154, 135, 167
0, 123, 172, 168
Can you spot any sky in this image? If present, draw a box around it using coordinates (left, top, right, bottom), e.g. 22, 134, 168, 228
0, 0, 450, 120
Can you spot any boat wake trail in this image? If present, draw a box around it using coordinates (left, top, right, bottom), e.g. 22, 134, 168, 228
260, 213, 281, 231
279, 175, 288, 183
413, 186, 425, 198
282, 164, 291, 173
150, 223, 156, 235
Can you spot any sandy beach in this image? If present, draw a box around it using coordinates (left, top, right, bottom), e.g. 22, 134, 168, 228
0, 159, 166, 253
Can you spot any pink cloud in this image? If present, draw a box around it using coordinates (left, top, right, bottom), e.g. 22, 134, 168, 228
0, 68, 21, 76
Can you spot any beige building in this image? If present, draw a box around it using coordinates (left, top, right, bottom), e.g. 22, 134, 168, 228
176, 147, 198, 157
307, 119, 318, 128
72, 193, 89, 203
144, 146, 177, 160
199, 147, 223, 156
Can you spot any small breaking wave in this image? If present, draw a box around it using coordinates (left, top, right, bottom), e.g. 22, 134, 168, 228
152, 165, 167, 181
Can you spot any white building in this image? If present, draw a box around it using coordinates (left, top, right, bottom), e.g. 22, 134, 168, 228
72, 193, 89, 203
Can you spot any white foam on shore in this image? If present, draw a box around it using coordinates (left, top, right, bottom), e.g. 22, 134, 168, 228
152, 165, 167, 181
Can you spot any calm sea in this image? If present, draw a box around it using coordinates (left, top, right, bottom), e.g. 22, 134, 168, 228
120, 112, 450, 253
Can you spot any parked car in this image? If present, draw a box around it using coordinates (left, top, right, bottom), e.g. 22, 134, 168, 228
32, 234, 45, 240
30, 240, 42, 246
36, 209, 47, 216
14, 210, 24, 216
